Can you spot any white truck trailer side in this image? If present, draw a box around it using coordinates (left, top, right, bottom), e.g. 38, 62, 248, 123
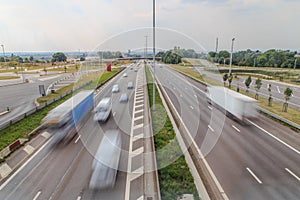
206, 86, 257, 122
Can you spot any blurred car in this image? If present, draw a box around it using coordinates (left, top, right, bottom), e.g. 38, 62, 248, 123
119, 93, 128, 103
112, 84, 119, 93
123, 73, 128, 77
89, 130, 122, 189
94, 97, 112, 122
127, 81, 134, 89
134, 68, 138, 72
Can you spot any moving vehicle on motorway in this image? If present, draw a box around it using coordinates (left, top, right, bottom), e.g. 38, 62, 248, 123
112, 84, 119, 93
206, 86, 258, 123
42, 90, 94, 141
93, 97, 112, 122
123, 73, 128, 77
89, 130, 122, 189
119, 93, 128, 103
127, 81, 134, 89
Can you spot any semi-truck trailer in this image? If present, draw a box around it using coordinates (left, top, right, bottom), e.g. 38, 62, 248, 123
42, 90, 94, 142
206, 86, 257, 123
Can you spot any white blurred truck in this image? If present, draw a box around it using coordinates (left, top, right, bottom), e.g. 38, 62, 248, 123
206, 86, 258, 123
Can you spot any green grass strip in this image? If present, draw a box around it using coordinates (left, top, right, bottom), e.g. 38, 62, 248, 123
145, 65, 200, 200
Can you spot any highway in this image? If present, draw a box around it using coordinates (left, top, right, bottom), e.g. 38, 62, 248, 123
197, 59, 300, 110
0, 63, 155, 200
153, 64, 300, 200
0, 72, 73, 126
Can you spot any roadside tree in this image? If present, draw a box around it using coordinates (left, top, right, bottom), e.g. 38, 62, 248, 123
254, 78, 262, 99
282, 87, 293, 112
245, 75, 252, 94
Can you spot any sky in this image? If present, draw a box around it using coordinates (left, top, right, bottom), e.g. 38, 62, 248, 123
0, 0, 299, 52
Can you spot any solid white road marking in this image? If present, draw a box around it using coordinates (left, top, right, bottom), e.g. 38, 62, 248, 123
33, 191, 41, 200
75, 135, 81, 144
248, 120, 300, 156
194, 94, 197, 98
246, 167, 262, 184
113, 112, 116, 116
137, 195, 144, 200
232, 125, 240, 133
208, 125, 214, 132
277, 86, 281, 93
285, 168, 300, 181
208, 106, 213, 110
0, 138, 53, 191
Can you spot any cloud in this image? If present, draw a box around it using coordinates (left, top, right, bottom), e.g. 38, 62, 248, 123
0, 0, 299, 51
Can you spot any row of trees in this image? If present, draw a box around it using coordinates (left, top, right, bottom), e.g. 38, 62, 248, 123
0, 52, 68, 64
209, 49, 300, 68
223, 74, 293, 112
0, 54, 39, 63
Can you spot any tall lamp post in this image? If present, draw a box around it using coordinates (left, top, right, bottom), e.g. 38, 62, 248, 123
229, 38, 235, 74
152, 0, 156, 110
144, 36, 148, 60
1, 44, 6, 69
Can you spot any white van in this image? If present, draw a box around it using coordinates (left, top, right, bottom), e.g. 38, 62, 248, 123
89, 130, 122, 189
93, 97, 112, 122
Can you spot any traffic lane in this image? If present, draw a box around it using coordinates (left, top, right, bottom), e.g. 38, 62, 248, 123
51, 107, 131, 200
54, 67, 137, 199
161, 65, 297, 199
235, 75, 300, 99
0, 129, 85, 200
0, 66, 135, 200
168, 65, 300, 147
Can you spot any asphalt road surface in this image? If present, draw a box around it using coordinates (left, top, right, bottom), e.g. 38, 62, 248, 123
196, 59, 300, 110
0, 63, 150, 200
153, 64, 300, 200
0, 72, 73, 126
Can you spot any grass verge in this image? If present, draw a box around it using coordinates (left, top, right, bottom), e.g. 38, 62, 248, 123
37, 68, 124, 103
0, 76, 20, 80
0, 67, 124, 153
145, 66, 200, 200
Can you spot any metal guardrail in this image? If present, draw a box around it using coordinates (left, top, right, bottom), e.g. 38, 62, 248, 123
0, 81, 92, 132
257, 107, 300, 130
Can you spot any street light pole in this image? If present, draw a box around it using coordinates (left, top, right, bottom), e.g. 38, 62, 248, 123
144, 36, 148, 60
152, 0, 156, 110
1, 44, 7, 69
229, 38, 235, 74
294, 58, 297, 70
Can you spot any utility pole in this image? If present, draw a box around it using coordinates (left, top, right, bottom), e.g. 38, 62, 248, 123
1, 44, 7, 69
152, 0, 156, 110
144, 36, 148, 60
215, 37, 219, 53
229, 38, 235, 74
294, 59, 297, 69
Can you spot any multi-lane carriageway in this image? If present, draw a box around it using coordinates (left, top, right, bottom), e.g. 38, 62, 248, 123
0, 63, 159, 200
153, 64, 300, 200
